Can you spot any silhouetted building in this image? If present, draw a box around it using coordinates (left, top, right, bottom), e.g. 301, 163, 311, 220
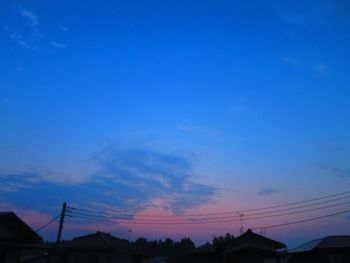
53, 231, 150, 263
284, 235, 350, 263
188, 229, 285, 263
149, 256, 168, 263
0, 212, 44, 263
218, 229, 286, 263
0, 212, 43, 244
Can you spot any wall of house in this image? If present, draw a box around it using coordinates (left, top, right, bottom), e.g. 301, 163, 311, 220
0, 226, 18, 241
0, 249, 21, 263
188, 254, 219, 263
40, 250, 149, 263
112, 254, 130, 263
222, 253, 280, 263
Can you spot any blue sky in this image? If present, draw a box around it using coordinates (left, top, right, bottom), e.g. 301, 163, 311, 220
1, 0, 350, 247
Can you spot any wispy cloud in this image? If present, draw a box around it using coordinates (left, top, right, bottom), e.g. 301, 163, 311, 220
20, 9, 38, 27
280, 11, 316, 28
4, 6, 43, 50
317, 137, 345, 153
284, 56, 301, 67
318, 164, 350, 179
4, 26, 40, 50
177, 124, 198, 133
59, 25, 69, 32
257, 188, 280, 196
229, 96, 263, 118
311, 63, 329, 77
90, 145, 217, 214
284, 56, 330, 78
5, 5, 67, 51
329, 167, 350, 178
0, 172, 40, 192
50, 41, 66, 48
11, 34, 40, 50
18, 6, 44, 37
274, 1, 334, 29
0, 145, 217, 217
177, 124, 212, 135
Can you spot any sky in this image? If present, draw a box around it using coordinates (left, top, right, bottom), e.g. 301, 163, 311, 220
0, 0, 350, 248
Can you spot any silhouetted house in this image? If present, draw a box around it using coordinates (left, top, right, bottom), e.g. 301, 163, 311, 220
188, 242, 219, 263
188, 230, 285, 263
0, 212, 43, 244
54, 231, 150, 263
217, 229, 286, 263
150, 256, 168, 263
284, 235, 350, 263
0, 212, 44, 263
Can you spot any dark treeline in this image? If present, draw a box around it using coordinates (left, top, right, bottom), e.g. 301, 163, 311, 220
212, 232, 235, 247
134, 237, 194, 256
55, 233, 235, 262
131, 233, 235, 262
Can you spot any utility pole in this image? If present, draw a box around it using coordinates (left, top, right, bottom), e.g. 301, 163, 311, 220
238, 213, 244, 235
56, 202, 67, 246
128, 229, 132, 242
47, 203, 67, 263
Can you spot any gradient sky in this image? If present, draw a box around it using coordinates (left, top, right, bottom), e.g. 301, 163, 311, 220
1, 0, 350, 248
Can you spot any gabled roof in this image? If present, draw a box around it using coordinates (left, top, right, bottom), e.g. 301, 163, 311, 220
219, 229, 285, 253
0, 212, 43, 244
290, 236, 350, 253
63, 231, 149, 256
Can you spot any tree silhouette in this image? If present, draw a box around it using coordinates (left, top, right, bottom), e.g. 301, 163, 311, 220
212, 232, 235, 247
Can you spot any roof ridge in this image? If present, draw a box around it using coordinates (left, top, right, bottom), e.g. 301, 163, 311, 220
323, 235, 350, 238
239, 229, 285, 246
0, 211, 43, 244
289, 238, 323, 252
298, 238, 323, 245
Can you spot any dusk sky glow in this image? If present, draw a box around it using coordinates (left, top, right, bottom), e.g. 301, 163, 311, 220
1, 0, 350, 248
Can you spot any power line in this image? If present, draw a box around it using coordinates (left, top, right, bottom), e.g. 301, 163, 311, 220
35, 214, 61, 232
243, 200, 350, 222
68, 208, 350, 234
66, 215, 240, 231
69, 196, 350, 221
68, 190, 350, 218
242, 195, 350, 217
251, 209, 350, 230
66, 199, 350, 223
219, 190, 350, 213
67, 201, 350, 224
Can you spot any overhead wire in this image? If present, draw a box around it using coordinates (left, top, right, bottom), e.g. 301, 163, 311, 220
64, 190, 350, 233
35, 213, 61, 232
251, 209, 350, 230
66, 201, 350, 224
66, 200, 350, 224
67, 194, 350, 221
67, 190, 350, 218
67, 208, 350, 232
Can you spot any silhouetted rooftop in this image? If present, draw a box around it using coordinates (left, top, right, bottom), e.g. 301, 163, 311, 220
290, 235, 350, 253
0, 212, 43, 244
219, 229, 286, 253
62, 231, 149, 256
